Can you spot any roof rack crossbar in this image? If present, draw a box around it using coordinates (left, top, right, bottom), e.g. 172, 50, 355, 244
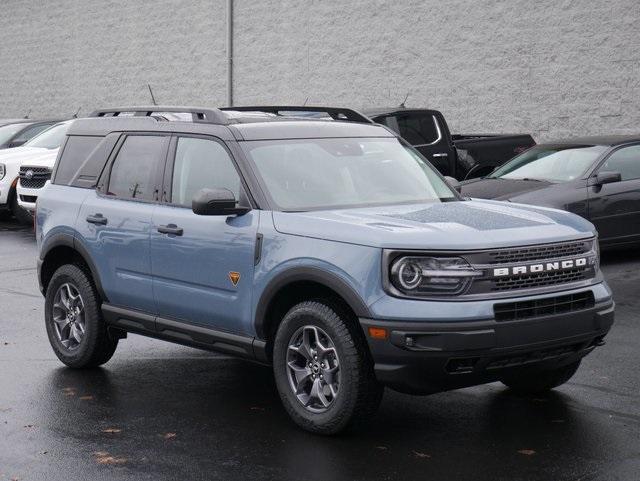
220, 106, 374, 124
88, 106, 230, 125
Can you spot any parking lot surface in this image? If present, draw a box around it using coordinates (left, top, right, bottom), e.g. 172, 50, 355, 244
0, 219, 638, 481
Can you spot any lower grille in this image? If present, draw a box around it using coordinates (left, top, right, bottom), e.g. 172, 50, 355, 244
19, 166, 51, 189
485, 343, 583, 370
494, 291, 595, 322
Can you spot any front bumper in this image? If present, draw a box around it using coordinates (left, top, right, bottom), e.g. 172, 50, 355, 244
0, 175, 16, 206
360, 297, 614, 394
17, 185, 39, 212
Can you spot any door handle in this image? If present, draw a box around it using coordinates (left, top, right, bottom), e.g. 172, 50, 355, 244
86, 214, 108, 225
157, 224, 183, 236
432, 152, 449, 157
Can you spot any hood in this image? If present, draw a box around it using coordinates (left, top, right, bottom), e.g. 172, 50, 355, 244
18, 148, 59, 168
460, 177, 553, 200
0, 146, 56, 166
272, 200, 594, 250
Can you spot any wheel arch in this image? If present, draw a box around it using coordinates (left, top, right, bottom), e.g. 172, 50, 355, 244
255, 267, 372, 358
39, 233, 107, 301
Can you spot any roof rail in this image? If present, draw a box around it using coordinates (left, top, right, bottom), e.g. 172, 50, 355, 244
88, 106, 230, 125
220, 106, 374, 124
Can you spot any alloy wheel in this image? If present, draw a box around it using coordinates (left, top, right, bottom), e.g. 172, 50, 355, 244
51, 282, 86, 351
286, 325, 340, 413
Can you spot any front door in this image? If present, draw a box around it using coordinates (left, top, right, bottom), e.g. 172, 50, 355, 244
76, 134, 169, 314
588, 144, 640, 244
150, 135, 258, 335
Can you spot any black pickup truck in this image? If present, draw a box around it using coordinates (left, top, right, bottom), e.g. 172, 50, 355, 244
222, 106, 535, 180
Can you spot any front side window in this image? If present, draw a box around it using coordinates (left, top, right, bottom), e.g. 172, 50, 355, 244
170, 137, 241, 207
242, 137, 456, 211
107, 135, 168, 201
599, 145, 640, 181
489, 145, 608, 182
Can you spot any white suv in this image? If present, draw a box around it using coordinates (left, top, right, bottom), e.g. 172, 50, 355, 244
9, 120, 74, 221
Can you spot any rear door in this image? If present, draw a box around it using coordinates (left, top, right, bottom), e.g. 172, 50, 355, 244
150, 134, 259, 335
374, 110, 455, 176
588, 144, 640, 244
76, 134, 169, 315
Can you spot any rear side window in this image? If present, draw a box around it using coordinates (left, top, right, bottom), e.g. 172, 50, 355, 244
107, 135, 168, 201
54, 136, 103, 185
379, 113, 440, 146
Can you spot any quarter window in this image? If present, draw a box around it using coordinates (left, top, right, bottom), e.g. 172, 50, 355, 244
599, 145, 640, 181
54, 135, 102, 185
107, 135, 168, 201
170, 137, 241, 207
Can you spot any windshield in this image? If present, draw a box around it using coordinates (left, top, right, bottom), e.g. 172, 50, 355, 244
25, 121, 71, 149
242, 137, 457, 210
0, 123, 27, 144
489, 145, 608, 182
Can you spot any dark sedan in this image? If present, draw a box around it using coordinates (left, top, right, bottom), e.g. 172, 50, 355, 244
460, 135, 640, 249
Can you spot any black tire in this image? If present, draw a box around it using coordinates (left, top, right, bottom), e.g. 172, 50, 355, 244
501, 360, 581, 394
44, 264, 118, 368
272, 300, 383, 434
10, 191, 33, 225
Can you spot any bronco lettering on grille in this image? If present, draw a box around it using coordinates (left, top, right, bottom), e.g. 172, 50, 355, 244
493, 257, 588, 277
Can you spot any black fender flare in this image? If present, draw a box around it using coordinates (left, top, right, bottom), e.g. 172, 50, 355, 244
254, 266, 372, 339
39, 233, 108, 301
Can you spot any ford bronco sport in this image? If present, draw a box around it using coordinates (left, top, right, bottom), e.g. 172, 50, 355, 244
36, 106, 614, 434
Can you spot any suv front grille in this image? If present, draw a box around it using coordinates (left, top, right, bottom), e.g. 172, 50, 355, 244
488, 240, 590, 264
493, 291, 595, 321
462, 238, 598, 295
19, 166, 51, 189
492, 268, 587, 291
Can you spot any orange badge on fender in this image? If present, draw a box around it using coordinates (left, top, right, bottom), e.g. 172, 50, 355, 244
228, 271, 241, 286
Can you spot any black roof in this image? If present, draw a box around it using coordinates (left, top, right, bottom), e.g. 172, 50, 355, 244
546, 135, 640, 146
71, 106, 394, 140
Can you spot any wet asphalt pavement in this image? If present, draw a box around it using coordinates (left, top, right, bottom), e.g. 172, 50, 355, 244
0, 219, 638, 481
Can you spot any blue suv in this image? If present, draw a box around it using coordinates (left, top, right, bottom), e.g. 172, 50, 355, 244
36, 107, 614, 434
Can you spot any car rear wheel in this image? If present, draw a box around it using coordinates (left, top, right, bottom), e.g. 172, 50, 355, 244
501, 360, 581, 394
45, 264, 118, 368
273, 300, 383, 434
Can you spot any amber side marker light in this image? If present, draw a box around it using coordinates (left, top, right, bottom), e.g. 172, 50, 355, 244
368, 327, 388, 340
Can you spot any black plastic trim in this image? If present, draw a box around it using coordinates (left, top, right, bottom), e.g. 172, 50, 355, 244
102, 303, 268, 361
254, 267, 372, 339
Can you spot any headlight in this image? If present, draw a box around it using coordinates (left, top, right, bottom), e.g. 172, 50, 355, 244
0, 163, 5, 181
389, 256, 481, 296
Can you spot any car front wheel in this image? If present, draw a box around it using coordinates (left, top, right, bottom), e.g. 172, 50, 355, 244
272, 300, 382, 434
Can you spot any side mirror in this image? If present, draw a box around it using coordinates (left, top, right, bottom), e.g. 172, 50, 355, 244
444, 176, 462, 193
588, 171, 622, 187
192, 188, 250, 216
